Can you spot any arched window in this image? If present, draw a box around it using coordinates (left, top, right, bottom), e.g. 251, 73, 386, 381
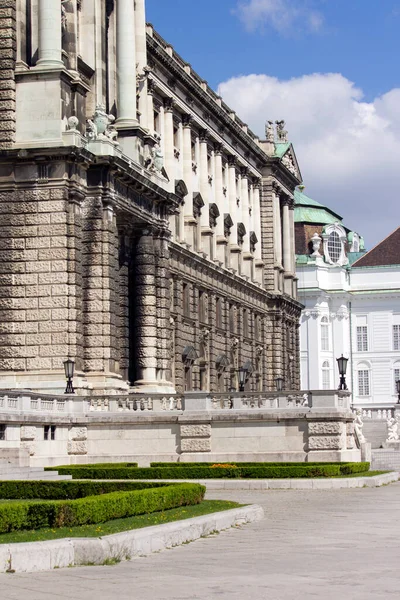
327, 231, 341, 263
357, 363, 371, 397
320, 316, 329, 351
322, 361, 331, 390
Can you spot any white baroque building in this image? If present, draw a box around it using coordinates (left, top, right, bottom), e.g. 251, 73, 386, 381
296, 188, 400, 410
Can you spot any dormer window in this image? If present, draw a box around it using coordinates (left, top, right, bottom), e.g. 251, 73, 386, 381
322, 223, 348, 266
327, 231, 341, 263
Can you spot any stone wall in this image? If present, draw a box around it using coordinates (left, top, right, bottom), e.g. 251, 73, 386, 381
0, 0, 16, 149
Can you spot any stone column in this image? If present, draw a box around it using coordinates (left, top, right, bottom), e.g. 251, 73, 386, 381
154, 230, 175, 392
37, 0, 63, 68
164, 99, 175, 192
253, 183, 262, 260
214, 145, 225, 264
241, 169, 250, 253
182, 115, 194, 219
228, 157, 238, 245
147, 79, 155, 132
116, 0, 137, 125
199, 130, 209, 230
133, 229, 158, 389
135, 0, 148, 128
282, 199, 291, 271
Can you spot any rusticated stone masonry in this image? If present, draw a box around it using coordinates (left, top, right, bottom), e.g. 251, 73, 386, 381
0, 0, 16, 149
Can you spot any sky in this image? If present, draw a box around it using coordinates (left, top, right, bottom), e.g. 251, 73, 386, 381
145, 0, 400, 249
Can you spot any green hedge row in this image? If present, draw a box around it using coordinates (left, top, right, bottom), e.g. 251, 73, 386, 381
50, 463, 370, 480
0, 483, 205, 534
0, 480, 169, 500
150, 462, 363, 468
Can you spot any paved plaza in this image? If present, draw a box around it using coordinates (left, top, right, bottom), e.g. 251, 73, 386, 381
1, 484, 400, 599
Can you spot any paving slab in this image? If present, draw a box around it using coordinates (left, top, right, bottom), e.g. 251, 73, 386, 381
1, 484, 400, 599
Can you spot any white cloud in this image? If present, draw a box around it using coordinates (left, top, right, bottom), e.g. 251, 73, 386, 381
235, 0, 324, 34
218, 73, 400, 247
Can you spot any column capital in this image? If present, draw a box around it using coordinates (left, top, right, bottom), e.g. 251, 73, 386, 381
182, 114, 193, 128
199, 128, 210, 142
214, 142, 224, 155
240, 166, 249, 179
227, 155, 237, 168
164, 97, 176, 113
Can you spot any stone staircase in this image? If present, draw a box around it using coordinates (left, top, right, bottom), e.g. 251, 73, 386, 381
371, 449, 400, 472
0, 464, 72, 481
363, 421, 387, 449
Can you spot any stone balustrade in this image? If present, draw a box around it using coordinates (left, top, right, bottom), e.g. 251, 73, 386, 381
360, 407, 396, 420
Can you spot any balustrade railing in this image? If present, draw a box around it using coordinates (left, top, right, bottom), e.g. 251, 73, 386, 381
0, 388, 350, 417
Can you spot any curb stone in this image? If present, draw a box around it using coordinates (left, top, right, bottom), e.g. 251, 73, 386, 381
119, 472, 398, 490
0, 504, 264, 574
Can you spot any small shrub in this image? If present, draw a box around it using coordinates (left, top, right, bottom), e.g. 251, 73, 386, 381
0, 483, 205, 534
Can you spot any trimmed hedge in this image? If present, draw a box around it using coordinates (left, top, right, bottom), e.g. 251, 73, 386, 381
0, 482, 205, 534
150, 462, 362, 468
49, 462, 370, 480
0, 480, 169, 500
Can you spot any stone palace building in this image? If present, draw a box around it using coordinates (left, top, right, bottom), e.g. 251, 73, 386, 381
0, 0, 360, 466
0, 0, 302, 396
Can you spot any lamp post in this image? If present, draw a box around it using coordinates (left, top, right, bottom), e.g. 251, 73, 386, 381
237, 366, 248, 393
396, 379, 400, 404
275, 376, 284, 392
63, 359, 75, 394
336, 355, 349, 390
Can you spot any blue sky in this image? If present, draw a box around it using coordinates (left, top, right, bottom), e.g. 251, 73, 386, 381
146, 1, 400, 247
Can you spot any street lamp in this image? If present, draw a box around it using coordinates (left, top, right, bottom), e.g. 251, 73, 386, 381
396, 379, 400, 404
237, 366, 248, 393
63, 359, 75, 394
275, 376, 284, 392
336, 355, 349, 390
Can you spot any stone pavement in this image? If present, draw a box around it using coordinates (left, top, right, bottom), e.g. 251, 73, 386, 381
1, 483, 400, 600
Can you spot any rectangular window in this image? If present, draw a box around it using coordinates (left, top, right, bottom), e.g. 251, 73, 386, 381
183, 283, 190, 318
358, 370, 370, 396
229, 304, 236, 334
395, 369, 400, 393
356, 326, 368, 352
254, 315, 260, 342
198, 291, 206, 323
216, 298, 223, 329
154, 110, 160, 134
321, 321, 329, 351
243, 309, 249, 338
393, 325, 400, 351
184, 366, 192, 392
0, 424, 5, 441
322, 370, 330, 390
44, 425, 56, 441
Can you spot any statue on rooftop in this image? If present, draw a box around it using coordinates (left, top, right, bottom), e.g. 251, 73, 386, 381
275, 120, 288, 143
265, 120, 274, 142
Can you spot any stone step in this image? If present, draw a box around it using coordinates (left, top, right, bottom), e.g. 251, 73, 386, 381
0, 467, 72, 481
363, 421, 387, 449
371, 449, 400, 471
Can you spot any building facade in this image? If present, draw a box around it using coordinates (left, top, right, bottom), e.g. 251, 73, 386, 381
0, 0, 302, 396
295, 188, 400, 411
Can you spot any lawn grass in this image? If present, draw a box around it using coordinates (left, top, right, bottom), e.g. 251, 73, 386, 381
0, 500, 242, 544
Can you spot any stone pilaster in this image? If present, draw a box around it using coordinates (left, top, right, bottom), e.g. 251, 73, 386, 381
115, 0, 137, 126
0, 0, 16, 149
132, 229, 158, 390
154, 229, 174, 391
260, 178, 275, 292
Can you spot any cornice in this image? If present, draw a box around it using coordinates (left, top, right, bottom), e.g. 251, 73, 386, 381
147, 36, 267, 165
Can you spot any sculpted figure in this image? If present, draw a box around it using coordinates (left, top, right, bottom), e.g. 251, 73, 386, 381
387, 416, 399, 442
265, 120, 274, 142
275, 120, 288, 143
354, 408, 366, 444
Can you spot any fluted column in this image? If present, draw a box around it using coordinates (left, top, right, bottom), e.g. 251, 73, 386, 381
37, 0, 63, 68
116, 0, 137, 126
